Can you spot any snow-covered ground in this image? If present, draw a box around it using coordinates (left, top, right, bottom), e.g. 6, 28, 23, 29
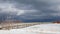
0, 24, 60, 34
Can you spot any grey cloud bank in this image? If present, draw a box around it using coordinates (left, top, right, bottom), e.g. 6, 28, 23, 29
0, 0, 60, 22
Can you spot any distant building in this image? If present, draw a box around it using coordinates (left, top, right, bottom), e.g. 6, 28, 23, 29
53, 21, 60, 24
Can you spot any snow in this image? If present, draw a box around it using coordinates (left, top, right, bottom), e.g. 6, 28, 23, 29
0, 24, 60, 34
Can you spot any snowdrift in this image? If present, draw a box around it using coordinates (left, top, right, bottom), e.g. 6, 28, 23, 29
0, 24, 60, 34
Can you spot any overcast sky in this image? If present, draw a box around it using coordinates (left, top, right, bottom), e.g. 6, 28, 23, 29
0, 0, 60, 22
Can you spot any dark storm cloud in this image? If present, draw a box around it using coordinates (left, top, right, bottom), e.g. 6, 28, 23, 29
15, 0, 60, 22
15, 0, 60, 18
0, 0, 60, 22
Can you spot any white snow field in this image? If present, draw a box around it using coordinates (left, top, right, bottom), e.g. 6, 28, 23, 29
0, 24, 60, 34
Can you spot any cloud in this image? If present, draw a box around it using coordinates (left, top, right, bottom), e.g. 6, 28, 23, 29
33, 0, 60, 16
0, 2, 36, 15
0, 0, 39, 21
0, 0, 60, 22
18, 0, 60, 21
